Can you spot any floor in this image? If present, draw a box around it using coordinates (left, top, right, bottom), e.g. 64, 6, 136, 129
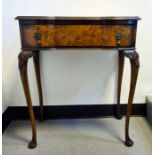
3, 117, 151, 155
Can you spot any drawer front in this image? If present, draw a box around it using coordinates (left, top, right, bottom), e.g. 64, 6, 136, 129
102, 25, 136, 47
22, 25, 55, 47
21, 24, 136, 48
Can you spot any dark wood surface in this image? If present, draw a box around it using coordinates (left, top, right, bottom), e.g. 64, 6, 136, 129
32, 51, 44, 121
16, 16, 140, 149
116, 50, 125, 119
15, 16, 141, 20
18, 51, 37, 148
124, 51, 140, 146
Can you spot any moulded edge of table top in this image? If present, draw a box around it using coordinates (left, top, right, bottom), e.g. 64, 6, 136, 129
15, 16, 141, 20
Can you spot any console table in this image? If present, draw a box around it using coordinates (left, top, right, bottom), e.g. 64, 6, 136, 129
15, 16, 140, 148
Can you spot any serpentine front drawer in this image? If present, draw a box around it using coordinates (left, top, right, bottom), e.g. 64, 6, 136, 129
16, 16, 140, 50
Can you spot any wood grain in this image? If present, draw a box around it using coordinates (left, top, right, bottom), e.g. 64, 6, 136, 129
55, 25, 102, 46
22, 25, 136, 48
23, 25, 55, 47
102, 25, 136, 47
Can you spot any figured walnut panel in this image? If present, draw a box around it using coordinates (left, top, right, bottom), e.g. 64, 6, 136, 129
22, 24, 136, 48
23, 25, 55, 47
55, 25, 103, 46
102, 25, 136, 47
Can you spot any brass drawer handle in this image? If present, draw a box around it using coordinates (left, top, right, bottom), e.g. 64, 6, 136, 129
115, 32, 122, 46
34, 32, 41, 46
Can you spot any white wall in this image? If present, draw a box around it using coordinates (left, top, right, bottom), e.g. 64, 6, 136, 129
2, 0, 152, 112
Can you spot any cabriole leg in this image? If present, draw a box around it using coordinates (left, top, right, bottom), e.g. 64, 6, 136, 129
18, 51, 37, 149
124, 50, 140, 146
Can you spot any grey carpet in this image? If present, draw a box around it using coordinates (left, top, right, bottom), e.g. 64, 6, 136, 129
3, 117, 151, 155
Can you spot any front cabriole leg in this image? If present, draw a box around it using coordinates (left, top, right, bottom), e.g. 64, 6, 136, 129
18, 51, 37, 148
124, 50, 140, 146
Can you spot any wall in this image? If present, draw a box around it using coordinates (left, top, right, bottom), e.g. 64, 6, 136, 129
2, 0, 152, 112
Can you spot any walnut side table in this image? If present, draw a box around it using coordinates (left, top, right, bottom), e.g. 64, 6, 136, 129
15, 16, 140, 148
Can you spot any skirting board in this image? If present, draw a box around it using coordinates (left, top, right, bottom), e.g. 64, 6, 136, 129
2, 104, 146, 133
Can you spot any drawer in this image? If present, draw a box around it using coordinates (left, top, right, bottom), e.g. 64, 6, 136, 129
102, 25, 136, 47
21, 24, 136, 48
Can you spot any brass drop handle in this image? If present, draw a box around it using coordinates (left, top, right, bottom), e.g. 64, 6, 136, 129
115, 32, 122, 46
34, 32, 41, 46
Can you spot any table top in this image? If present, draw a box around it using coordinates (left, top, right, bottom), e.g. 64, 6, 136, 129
15, 16, 141, 20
